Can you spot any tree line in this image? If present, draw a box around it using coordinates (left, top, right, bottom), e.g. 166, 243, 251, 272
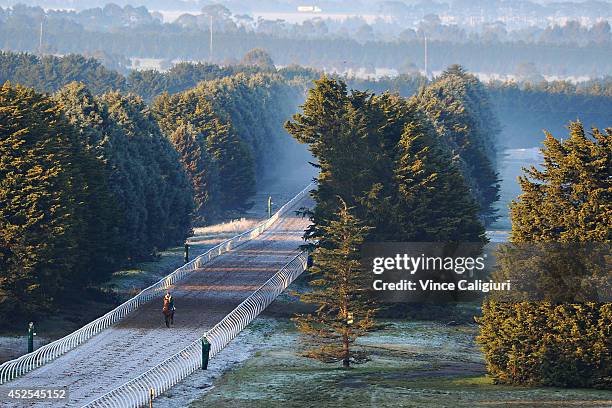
152, 72, 306, 222
5, 2, 612, 47
2, 50, 611, 151
487, 81, 612, 147
0, 82, 192, 317
0, 51, 313, 101
349, 74, 612, 149
1, 5, 611, 78
0, 60, 308, 319
0, 52, 127, 94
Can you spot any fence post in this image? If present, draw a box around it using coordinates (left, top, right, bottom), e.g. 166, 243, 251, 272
184, 243, 189, 263
27, 322, 35, 353
267, 195, 272, 218
201, 337, 211, 370
149, 388, 154, 408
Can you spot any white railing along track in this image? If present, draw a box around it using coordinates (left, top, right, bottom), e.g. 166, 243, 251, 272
0, 183, 313, 385
83, 251, 308, 408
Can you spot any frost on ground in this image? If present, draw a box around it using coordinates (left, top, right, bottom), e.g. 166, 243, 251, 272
152, 318, 283, 408
102, 217, 262, 301
0, 336, 51, 363
183, 316, 612, 408
193, 218, 260, 236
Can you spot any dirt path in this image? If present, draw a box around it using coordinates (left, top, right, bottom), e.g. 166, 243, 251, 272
6, 195, 312, 408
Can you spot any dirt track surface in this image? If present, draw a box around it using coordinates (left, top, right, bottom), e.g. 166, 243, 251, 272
6, 195, 312, 407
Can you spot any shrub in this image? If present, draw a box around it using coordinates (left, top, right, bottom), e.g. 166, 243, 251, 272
477, 301, 612, 388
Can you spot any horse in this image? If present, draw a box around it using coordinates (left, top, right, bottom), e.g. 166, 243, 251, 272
162, 297, 174, 328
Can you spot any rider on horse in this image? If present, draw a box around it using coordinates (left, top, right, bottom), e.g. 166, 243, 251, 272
164, 290, 175, 310
163, 290, 175, 327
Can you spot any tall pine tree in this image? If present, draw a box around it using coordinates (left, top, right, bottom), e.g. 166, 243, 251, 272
54, 82, 126, 277
414, 65, 500, 226
285, 76, 485, 245
293, 199, 379, 368
104, 91, 193, 253
394, 107, 486, 242
153, 92, 254, 221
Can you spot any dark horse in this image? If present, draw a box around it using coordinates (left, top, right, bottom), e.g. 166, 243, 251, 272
162, 297, 174, 328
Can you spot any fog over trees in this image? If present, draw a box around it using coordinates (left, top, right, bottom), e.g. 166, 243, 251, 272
0, 3, 610, 77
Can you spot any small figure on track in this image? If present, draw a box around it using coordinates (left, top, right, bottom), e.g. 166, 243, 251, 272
162, 290, 175, 328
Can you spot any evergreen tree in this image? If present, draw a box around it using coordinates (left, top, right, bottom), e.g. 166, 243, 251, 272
103, 91, 193, 256
394, 107, 486, 242
58, 83, 193, 262
293, 199, 379, 368
168, 122, 220, 223
153, 88, 256, 220
477, 121, 611, 388
0, 83, 87, 315
414, 65, 500, 225
285, 76, 359, 242
240, 48, 275, 70
60, 85, 153, 260
510, 122, 611, 242
492, 121, 610, 302
0, 52, 127, 94
285, 76, 486, 245
206, 119, 255, 215
54, 82, 127, 276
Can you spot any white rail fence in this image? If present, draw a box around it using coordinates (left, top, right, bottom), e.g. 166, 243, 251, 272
83, 250, 308, 408
0, 183, 313, 385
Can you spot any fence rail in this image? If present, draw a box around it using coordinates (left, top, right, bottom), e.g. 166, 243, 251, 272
0, 183, 313, 385
83, 251, 309, 408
